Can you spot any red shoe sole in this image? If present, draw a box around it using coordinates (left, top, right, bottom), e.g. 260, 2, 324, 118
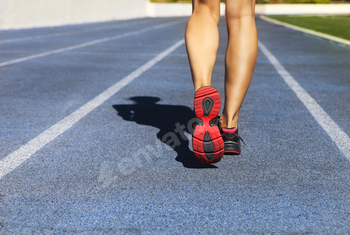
193, 87, 224, 164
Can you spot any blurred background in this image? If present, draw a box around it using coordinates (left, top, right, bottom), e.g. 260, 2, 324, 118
152, 0, 349, 3
0, 0, 349, 30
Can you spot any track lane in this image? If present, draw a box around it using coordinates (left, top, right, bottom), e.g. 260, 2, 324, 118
0, 21, 181, 67
0, 18, 155, 44
0, 19, 187, 159
0, 16, 349, 233
257, 19, 350, 139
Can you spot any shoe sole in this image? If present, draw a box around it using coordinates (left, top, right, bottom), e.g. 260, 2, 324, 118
224, 141, 241, 155
193, 87, 224, 164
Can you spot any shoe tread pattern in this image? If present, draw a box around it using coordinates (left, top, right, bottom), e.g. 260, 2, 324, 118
193, 87, 224, 164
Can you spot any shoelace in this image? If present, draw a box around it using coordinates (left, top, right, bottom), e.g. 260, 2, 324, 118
238, 135, 246, 146
209, 116, 220, 127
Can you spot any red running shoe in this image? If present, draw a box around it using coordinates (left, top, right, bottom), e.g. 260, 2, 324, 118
192, 86, 224, 164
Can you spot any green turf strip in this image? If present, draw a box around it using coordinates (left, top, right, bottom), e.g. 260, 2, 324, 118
267, 15, 350, 41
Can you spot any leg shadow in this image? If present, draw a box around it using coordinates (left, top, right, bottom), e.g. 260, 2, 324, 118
113, 96, 217, 168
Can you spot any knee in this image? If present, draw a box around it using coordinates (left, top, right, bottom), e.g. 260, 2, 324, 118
192, 1, 220, 25
226, 11, 254, 24
225, 4, 255, 24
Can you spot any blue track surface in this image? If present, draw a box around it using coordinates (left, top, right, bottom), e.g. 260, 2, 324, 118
0, 16, 350, 234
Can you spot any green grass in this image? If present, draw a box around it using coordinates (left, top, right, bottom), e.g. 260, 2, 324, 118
267, 15, 350, 41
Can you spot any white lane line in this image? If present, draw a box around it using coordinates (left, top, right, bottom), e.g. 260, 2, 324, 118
0, 19, 152, 44
0, 20, 184, 67
0, 39, 185, 179
260, 16, 350, 48
258, 40, 350, 161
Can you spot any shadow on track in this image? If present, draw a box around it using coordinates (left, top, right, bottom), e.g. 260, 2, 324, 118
113, 96, 217, 168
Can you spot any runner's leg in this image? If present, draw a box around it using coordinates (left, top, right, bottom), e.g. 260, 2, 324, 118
220, 0, 258, 128
185, 0, 221, 91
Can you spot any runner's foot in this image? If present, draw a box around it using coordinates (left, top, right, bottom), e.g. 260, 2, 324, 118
220, 127, 243, 155
192, 86, 224, 164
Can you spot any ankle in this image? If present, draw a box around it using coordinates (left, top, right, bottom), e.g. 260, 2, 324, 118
194, 83, 211, 92
219, 114, 237, 129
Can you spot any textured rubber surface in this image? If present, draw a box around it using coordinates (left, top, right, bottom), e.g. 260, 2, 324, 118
221, 127, 241, 155
193, 87, 224, 164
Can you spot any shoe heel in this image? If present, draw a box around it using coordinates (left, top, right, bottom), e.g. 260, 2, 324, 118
194, 86, 221, 119
224, 141, 241, 155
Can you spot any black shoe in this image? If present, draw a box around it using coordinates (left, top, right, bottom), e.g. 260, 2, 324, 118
220, 127, 244, 155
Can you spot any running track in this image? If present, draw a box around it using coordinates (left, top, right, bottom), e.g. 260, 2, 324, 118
0, 16, 350, 234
